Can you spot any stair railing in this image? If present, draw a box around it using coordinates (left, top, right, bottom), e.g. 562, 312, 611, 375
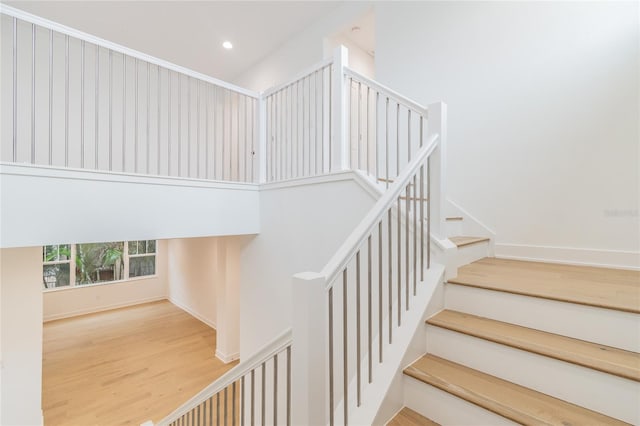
1, 5, 260, 182
259, 46, 350, 183
344, 67, 431, 187
292, 133, 441, 426
155, 329, 292, 426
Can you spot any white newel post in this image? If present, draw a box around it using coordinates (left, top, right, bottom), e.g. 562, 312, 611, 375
291, 272, 329, 426
258, 95, 268, 183
427, 102, 448, 240
331, 45, 349, 172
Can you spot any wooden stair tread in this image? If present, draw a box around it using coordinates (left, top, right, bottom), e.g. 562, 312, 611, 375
404, 355, 629, 425
448, 258, 640, 313
449, 236, 490, 248
387, 407, 440, 426
427, 310, 640, 381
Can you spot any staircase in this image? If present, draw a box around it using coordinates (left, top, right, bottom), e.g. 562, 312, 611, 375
388, 258, 640, 425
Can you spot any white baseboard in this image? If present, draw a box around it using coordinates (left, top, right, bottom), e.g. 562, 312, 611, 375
43, 296, 167, 322
168, 297, 217, 329
495, 243, 640, 270
215, 349, 240, 363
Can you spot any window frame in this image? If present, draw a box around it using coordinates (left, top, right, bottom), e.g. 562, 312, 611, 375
127, 240, 157, 279
42, 240, 158, 292
42, 244, 75, 289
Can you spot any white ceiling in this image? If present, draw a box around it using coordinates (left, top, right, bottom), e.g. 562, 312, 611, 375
338, 8, 374, 57
3, 1, 343, 82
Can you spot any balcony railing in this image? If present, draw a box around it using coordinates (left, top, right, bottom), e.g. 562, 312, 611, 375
1, 6, 259, 182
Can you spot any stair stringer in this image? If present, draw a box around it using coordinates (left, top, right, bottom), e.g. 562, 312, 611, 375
445, 198, 496, 256
336, 265, 446, 426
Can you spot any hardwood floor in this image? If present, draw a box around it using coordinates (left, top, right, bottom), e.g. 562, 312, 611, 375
43, 301, 237, 426
387, 407, 440, 425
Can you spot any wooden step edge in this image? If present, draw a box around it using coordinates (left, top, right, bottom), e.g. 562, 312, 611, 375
446, 278, 640, 314
449, 236, 490, 248
445, 216, 463, 221
426, 310, 640, 382
386, 407, 441, 426
404, 355, 630, 426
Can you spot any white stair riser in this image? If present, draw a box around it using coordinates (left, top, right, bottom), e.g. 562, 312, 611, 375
445, 284, 640, 352
426, 325, 640, 424
403, 376, 518, 426
454, 242, 490, 268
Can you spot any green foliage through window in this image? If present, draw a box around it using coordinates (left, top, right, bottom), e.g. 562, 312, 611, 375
42, 240, 156, 290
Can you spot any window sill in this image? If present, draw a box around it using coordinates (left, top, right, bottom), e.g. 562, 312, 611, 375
42, 274, 159, 293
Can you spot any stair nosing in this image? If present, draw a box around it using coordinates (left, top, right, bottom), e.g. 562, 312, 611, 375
449, 236, 490, 248
404, 354, 630, 426
446, 279, 640, 314
426, 310, 640, 382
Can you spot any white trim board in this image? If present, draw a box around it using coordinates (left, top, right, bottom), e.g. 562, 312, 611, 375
0, 162, 260, 192
495, 243, 640, 271
43, 296, 166, 322
215, 349, 240, 364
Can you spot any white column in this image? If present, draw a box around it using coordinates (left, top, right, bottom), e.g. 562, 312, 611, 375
426, 102, 447, 240
331, 45, 349, 172
0, 247, 44, 426
291, 272, 329, 426
258, 95, 268, 183
215, 237, 240, 363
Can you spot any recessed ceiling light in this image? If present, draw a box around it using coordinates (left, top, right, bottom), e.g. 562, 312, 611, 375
222, 41, 233, 50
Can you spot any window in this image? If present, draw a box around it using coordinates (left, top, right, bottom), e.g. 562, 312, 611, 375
128, 240, 156, 278
43, 244, 72, 289
42, 240, 156, 290
75, 242, 125, 285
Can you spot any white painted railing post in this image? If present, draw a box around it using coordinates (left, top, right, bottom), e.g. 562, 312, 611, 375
427, 102, 448, 240
291, 272, 329, 426
258, 95, 268, 183
331, 45, 349, 172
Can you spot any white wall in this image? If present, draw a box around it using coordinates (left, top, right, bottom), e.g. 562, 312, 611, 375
325, 34, 375, 80
167, 237, 218, 328
0, 164, 260, 249
0, 246, 43, 426
167, 235, 243, 362
239, 173, 376, 357
375, 2, 639, 267
43, 240, 168, 321
233, 2, 372, 92
215, 236, 244, 362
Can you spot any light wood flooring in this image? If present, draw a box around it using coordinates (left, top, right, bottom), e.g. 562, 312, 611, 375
449, 257, 640, 313
387, 407, 440, 425
43, 300, 237, 426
